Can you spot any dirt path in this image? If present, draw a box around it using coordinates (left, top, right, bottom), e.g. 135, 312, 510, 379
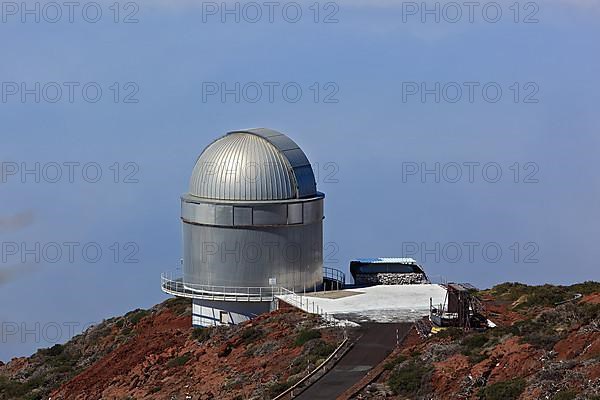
295, 322, 411, 400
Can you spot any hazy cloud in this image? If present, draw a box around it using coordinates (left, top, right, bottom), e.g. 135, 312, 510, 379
0, 211, 34, 233
0, 264, 36, 286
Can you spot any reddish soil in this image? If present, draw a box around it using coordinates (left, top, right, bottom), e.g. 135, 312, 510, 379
554, 330, 600, 361
482, 297, 529, 326
485, 337, 543, 384
2, 284, 597, 400
51, 305, 190, 399
582, 292, 600, 304
50, 308, 339, 400
354, 290, 600, 400
431, 354, 470, 396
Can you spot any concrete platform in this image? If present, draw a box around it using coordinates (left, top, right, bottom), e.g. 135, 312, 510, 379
303, 284, 447, 323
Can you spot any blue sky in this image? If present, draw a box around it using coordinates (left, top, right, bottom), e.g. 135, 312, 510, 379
1, 0, 599, 360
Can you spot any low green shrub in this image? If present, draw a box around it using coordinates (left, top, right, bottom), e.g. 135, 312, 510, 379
0, 376, 45, 398
191, 327, 212, 343
267, 377, 298, 398
436, 327, 463, 340
125, 309, 150, 325
307, 340, 336, 358
478, 378, 526, 400
461, 334, 489, 352
569, 281, 600, 295
240, 327, 264, 343
40, 344, 64, 357
164, 297, 189, 316
489, 282, 600, 309
384, 354, 407, 370
294, 329, 321, 346
509, 319, 562, 350
166, 352, 192, 368
388, 360, 431, 396
552, 390, 577, 400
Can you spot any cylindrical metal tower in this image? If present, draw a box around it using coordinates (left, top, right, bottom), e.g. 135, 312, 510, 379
165, 128, 325, 326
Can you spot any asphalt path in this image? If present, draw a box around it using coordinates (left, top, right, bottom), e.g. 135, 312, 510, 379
295, 322, 412, 400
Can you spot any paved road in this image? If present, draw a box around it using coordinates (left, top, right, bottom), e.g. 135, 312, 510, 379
295, 322, 412, 400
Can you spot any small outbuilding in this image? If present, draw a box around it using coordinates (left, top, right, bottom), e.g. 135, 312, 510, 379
349, 258, 428, 286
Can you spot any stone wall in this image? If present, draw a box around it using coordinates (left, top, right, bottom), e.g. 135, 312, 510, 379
354, 272, 428, 286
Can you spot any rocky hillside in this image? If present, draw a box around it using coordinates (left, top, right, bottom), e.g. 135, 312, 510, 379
355, 282, 600, 400
2, 282, 598, 400
0, 298, 343, 400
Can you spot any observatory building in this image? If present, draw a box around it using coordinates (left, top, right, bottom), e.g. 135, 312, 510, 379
162, 128, 329, 326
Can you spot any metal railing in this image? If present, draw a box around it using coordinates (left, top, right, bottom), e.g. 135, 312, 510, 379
161, 270, 343, 324
277, 287, 338, 324
323, 266, 345, 289
161, 273, 279, 302
162, 267, 347, 301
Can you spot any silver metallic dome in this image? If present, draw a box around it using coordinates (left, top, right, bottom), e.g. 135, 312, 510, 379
189, 128, 317, 201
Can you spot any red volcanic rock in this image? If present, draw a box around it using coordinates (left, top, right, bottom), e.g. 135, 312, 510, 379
554, 330, 600, 360
47, 307, 340, 400
581, 293, 600, 304
486, 337, 543, 384
431, 354, 470, 396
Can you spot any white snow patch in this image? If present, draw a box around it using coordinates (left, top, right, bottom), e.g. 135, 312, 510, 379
280, 284, 447, 323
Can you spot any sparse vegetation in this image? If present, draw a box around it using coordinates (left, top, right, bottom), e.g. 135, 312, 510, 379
461, 333, 489, 353
166, 353, 192, 368
387, 359, 431, 396
39, 344, 64, 357
383, 354, 407, 370
478, 378, 526, 400
2, 283, 596, 400
125, 309, 150, 325
488, 282, 600, 309
191, 327, 212, 343
436, 327, 463, 340
552, 390, 578, 400
294, 329, 322, 346
267, 377, 299, 398
240, 327, 264, 343
0, 376, 45, 399
163, 297, 189, 316
307, 339, 337, 358
288, 338, 338, 376
376, 283, 600, 400
459, 333, 490, 364
148, 386, 161, 394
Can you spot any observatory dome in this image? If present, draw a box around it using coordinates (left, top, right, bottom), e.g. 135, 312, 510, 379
180, 128, 324, 306
189, 128, 317, 201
